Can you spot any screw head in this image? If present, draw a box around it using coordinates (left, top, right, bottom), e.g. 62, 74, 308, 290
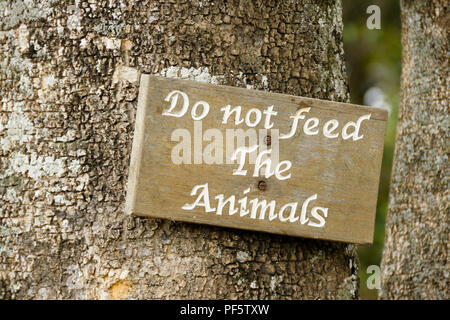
258, 180, 267, 191
265, 135, 271, 146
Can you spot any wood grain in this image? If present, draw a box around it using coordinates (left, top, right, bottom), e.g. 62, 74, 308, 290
126, 75, 388, 244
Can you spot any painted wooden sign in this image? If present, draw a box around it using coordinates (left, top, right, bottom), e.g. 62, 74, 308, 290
125, 75, 387, 244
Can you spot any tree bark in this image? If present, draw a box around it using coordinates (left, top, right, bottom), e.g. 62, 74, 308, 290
380, 0, 448, 299
0, 0, 358, 299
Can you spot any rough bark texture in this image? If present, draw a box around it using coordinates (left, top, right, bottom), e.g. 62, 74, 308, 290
380, 0, 448, 299
0, 0, 358, 299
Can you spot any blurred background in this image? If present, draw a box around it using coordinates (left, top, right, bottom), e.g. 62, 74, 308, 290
342, 0, 401, 299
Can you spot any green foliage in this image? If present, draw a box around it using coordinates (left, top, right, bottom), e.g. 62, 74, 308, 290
342, 0, 401, 300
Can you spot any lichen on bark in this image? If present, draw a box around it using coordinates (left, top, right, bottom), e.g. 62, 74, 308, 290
1, 0, 357, 299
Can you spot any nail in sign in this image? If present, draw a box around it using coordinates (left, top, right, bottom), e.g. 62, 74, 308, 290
125, 75, 387, 244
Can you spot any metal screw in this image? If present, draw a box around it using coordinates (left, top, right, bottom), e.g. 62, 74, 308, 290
258, 180, 267, 191
264, 135, 271, 146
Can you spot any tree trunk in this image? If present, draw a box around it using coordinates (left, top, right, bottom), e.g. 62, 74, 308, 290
380, 0, 448, 299
0, 0, 358, 299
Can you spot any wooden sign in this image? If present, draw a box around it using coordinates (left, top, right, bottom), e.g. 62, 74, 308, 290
125, 75, 387, 244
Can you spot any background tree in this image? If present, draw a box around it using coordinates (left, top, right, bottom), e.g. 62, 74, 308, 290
0, 0, 358, 299
380, 0, 448, 299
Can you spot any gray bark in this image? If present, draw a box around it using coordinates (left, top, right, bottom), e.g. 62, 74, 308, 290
380, 0, 448, 299
0, 0, 358, 299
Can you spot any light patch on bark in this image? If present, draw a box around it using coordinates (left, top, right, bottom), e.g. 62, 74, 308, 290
153, 254, 205, 278
56, 129, 76, 143
36, 287, 56, 299
0, 108, 69, 181
270, 275, 283, 291
310, 250, 323, 263
112, 65, 139, 84
148, 15, 158, 24
0, 55, 33, 78
158, 66, 225, 85
67, 9, 82, 32
337, 274, 358, 300
236, 251, 249, 263
37, 73, 58, 101
68, 159, 81, 174
157, 66, 270, 91
0, 0, 57, 30
0, 226, 13, 256
0, 109, 35, 152
15, 24, 29, 53
4, 188, 18, 202
7, 152, 66, 180
101, 37, 121, 50
65, 264, 85, 291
